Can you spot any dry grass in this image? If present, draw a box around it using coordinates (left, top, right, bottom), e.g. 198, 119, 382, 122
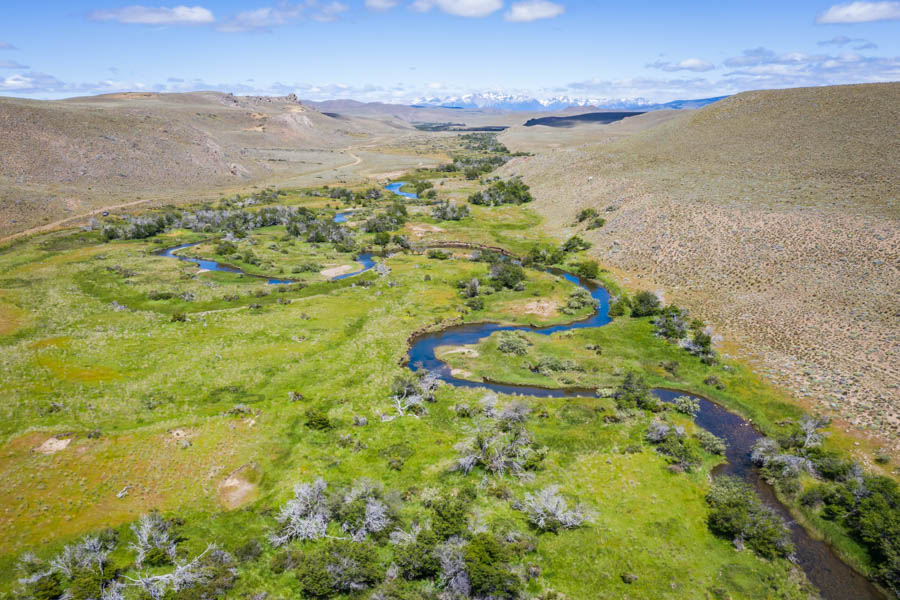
0, 91, 448, 240
502, 82, 900, 449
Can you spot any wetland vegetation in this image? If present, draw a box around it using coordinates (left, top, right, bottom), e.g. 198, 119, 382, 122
0, 132, 895, 600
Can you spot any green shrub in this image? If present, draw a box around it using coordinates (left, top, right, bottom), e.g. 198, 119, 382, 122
432, 495, 471, 540
706, 476, 793, 559
215, 240, 237, 255
672, 395, 699, 416
631, 291, 661, 317
296, 540, 383, 598
695, 430, 726, 455
561, 236, 591, 252
490, 263, 526, 289
575, 208, 598, 223
497, 331, 529, 355
395, 529, 440, 580
574, 260, 600, 280
469, 178, 533, 206
464, 533, 522, 599
304, 408, 332, 431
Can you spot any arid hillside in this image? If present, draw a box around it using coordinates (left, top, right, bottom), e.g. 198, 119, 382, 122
0, 92, 411, 239
502, 83, 900, 449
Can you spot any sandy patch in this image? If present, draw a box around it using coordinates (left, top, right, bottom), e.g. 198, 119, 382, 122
321, 265, 353, 278
407, 223, 444, 237
218, 464, 258, 509
441, 347, 480, 358
450, 368, 474, 378
520, 299, 559, 318
36, 437, 70, 454
169, 428, 191, 440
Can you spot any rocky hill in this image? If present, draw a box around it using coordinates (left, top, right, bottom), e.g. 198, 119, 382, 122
502, 82, 900, 448
0, 92, 406, 238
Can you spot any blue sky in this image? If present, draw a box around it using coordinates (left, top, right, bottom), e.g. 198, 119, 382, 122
1, 0, 898, 102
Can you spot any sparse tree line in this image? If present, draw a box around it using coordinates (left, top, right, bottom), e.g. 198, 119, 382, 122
468, 178, 533, 207
607, 292, 717, 365
748, 416, 900, 593
15, 441, 591, 600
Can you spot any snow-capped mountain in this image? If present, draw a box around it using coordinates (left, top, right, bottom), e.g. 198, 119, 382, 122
410, 92, 725, 112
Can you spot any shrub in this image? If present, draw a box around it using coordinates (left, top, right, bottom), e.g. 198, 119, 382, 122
574, 260, 600, 280
304, 408, 332, 431
613, 372, 659, 411
561, 236, 591, 252
453, 420, 546, 477
575, 208, 598, 223
432, 201, 471, 221
466, 297, 484, 311
515, 485, 590, 532
586, 216, 606, 229
534, 356, 581, 376
489, 262, 526, 289
705, 476, 794, 559
296, 540, 383, 598
215, 240, 237, 255
469, 178, 533, 206
464, 533, 521, 599
270, 479, 330, 546
393, 528, 440, 580
608, 295, 630, 317
427, 249, 450, 260
524, 244, 565, 266
695, 430, 727, 455
672, 395, 699, 416
631, 291, 661, 317
562, 288, 597, 314
497, 331, 529, 355
431, 495, 472, 540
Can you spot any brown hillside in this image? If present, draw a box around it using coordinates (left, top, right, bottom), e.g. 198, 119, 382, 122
0, 92, 409, 238
503, 83, 900, 448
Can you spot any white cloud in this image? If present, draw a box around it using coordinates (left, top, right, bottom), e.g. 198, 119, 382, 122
817, 1, 900, 23
818, 35, 878, 49
88, 5, 215, 25
0, 42, 16, 50
410, 0, 503, 18
365, 0, 398, 9
505, 0, 564, 22
217, 1, 346, 31
648, 57, 715, 72
0, 60, 29, 69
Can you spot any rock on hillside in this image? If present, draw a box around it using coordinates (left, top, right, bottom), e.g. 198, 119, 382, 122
502, 82, 900, 448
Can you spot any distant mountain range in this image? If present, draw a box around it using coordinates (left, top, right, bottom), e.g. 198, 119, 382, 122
407, 92, 729, 112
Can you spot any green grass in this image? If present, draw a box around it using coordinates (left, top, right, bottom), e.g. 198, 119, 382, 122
0, 191, 840, 598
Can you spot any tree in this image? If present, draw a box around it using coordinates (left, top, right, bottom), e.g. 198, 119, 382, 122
490, 263, 526, 289
706, 476, 794, 558
562, 236, 591, 252
374, 231, 391, 251
574, 260, 599, 280
631, 291, 661, 317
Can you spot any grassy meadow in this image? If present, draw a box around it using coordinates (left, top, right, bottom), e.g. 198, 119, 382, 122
0, 142, 874, 599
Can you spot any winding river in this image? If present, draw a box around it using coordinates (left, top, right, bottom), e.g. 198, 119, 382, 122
157, 182, 885, 599
406, 268, 886, 600
159, 242, 375, 283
